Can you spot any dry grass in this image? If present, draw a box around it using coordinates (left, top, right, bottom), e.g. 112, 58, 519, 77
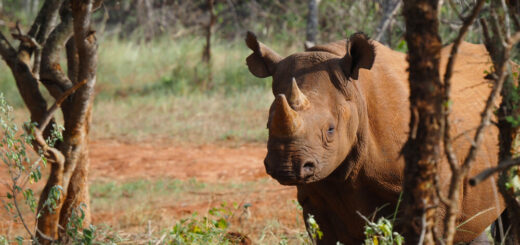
0, 37, 311, 244
88, 178, 308, 244
91, 88, 272, 144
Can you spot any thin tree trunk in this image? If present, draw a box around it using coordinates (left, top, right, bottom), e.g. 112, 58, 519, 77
202, 0, 215, 90
488, 1, 520, 241
137, 0, 155, 41
32, 0, 40, 16
305, 0, 319, 49
399, 0, 443, 244
374, 0, 401, 45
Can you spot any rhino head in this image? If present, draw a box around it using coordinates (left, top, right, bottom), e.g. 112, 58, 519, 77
245, 32, 375, 185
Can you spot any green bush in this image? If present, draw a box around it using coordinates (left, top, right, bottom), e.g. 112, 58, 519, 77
0, 93, 96, 244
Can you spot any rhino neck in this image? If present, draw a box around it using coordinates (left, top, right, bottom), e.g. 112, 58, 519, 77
360, 47, 409, 195
330, 45, 409, 200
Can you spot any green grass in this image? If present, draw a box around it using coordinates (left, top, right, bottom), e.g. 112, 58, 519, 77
89, 178, 308, 244
0, 36, 288, 143
90, 87, 271, 143
95, 36, 282, 98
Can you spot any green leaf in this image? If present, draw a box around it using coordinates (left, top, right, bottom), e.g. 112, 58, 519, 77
15, 236, 22, 245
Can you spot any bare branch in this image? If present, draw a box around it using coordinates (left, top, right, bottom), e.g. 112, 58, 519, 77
66, 0, 98, 128
11, 33, 42, 50
447, 0, 463, 20
480, 19, 491, 47
40, 6, 75, 99
374, 1, 402, 42
12, 186, 35, 241
35, 228, 57, 243
442, 0, 485, 167
27, 0, 64, 45
470, 157, 520, 186
38, 79, 87, 132
460, 32, 519, 178
4, 56, 50, 128
490, 10, 507, 48
502, 0, 511, 39
28, 0, 65, 78
511, 12, 520, 30
440, 1, 486, 243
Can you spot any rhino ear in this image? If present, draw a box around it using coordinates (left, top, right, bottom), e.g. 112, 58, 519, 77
342, 32, 375, 80
245, 31, 282, 78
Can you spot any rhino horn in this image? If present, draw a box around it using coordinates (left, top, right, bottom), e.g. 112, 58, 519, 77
288, 78, 310, 111
271, 94, 303, 137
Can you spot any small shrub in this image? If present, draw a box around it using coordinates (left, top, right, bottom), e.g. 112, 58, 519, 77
167, 203, 234, 244
359, 212, 404, 245
0, 93, 96, 244
306, 214, 323, 241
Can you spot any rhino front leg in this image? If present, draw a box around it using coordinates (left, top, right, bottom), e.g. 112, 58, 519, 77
297, 192, 360, 245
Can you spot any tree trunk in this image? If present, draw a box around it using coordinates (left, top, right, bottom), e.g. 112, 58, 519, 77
137, 0, 155, 41
479, 1, 520, 243
32, 0, 40, 16
399, 0, 443, 244
374, 0, 401, 45
305, 0, 319, 48
0, 0, 101, 243
202, 0, 216, 90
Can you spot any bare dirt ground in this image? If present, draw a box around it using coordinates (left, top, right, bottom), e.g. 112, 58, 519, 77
89, 140, 269, 182
1, 140, 304, 243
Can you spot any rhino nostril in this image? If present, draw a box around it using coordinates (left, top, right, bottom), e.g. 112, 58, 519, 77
302, 161, 316, 177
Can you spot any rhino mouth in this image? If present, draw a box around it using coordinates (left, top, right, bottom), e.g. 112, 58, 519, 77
264, 157, 318, 185
269, 171, 305, 185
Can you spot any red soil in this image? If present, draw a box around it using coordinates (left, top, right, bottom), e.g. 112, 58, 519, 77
0, 140, 302, 241
89, 140, 269, 182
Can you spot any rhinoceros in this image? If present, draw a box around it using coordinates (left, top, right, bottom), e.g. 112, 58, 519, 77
245, 31, 505, 244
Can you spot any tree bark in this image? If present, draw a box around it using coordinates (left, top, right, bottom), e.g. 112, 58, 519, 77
305, 0, 319, 48
202, 0, 216, 90
485, 1, 520, 241
0, 0, 101, 243
374, 0, 401, 45
137, 0, 155, 41
399, 0, 443, 244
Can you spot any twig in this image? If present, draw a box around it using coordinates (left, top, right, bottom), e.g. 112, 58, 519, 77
502, 0, 511, 39
440, 0, 486, 243
490, 10, 507, 48
511, 13, 520, 30
33, 127, 65, 167
442, 0, 485, 170
11, 21, 42, 50
36, 228, 58, 242
447, 0, 463, 21
155, 234, 166, 245
480, 18, 491, 47
470, 157, 520, 186
11, 183, 35, 241
28, 80, 86, 169
461, 32, 511, 177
